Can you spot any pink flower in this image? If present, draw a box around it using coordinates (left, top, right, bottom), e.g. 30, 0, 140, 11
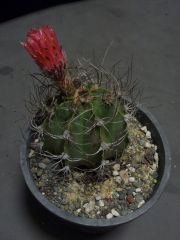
22, 26, 66, 84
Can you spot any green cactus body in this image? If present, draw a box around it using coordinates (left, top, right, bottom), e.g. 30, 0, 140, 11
42, 85, 128, 169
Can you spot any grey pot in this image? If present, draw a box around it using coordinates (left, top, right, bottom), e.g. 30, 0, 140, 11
20, 105, 171, 233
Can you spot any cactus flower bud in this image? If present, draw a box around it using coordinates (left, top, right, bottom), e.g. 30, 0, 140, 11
21, 25, 66, 86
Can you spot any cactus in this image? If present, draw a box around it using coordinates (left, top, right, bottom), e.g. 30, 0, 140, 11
22, 26, 129, 170
42, 85, 128, 169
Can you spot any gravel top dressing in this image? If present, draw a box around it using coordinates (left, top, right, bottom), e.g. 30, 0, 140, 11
29, 115, 159, 219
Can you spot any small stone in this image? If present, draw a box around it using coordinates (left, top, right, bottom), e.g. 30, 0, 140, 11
95, 195, 101, 201
135, 188, 142, 193
135, 194, 144, 202
76, 208, 81, 213
113, 170, 119, 176
133, 180, 142, 188
28, 149, 35, 158
38, 162, 47, 169
113, 163, 120, 171
152, 163, 157, 170
42, 192, 45, 195
129, 177, 135, 183
154, 179, 157, 183
97, 211, 101, 215
127, 188, 134, 196
99, 200, 105, 207
141, 126, 147, 133
42, 158, 50, 164
83, 203, 88, 208
119, 191, 126, 200
37, 169, 43, 176
106, 213, 113, 219
37, 181, 44, 188
119, 170, 129, 184
126, 195, 134, 204
154, 152, 159, 162
129, 167, 135, 173
60, 199, 67, 205
34, 139, 39, 143
154, 145, 158, 150
83, 200, 95, 213
31, 167, 37, 174
69, 205, 76, 211
145, 142, 151, 148
138, 200, 145, 208
111, 209, 120, 217
146, 131, 151, 139
140, 140, 145, 146
114, 176, 122, 184
115, 192, 120, 197
95, 205, 100, 210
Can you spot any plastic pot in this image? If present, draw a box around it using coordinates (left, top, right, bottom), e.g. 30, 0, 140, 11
20, 104, 171, 233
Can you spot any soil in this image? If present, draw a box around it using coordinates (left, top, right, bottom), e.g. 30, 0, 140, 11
29, 114, 159, 219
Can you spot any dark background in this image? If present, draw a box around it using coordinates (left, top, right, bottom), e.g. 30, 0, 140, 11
0, 0, 180, 239
0, 0, 80, 22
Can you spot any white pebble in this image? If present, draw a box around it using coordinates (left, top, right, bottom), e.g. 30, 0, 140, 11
138, 200, 145, 208
34, 138, 39, 143
141, 126, 147, 133
129, 177, 135, 183
135, 188, 142, 193
95, 195, 101, 201
129, 167, 135, 173
83, 201, 95, 213
145, 142, 151, 148
28, 149, 35, 158
154, 145, 157, 151
111, 209, 120, 217
146, 131, 151, 139
76, 208, 81, 213
99, 200, 105, 207
154, 152, 159, 162
152, 163, 157, 170
83, 203, 88, 208
97, 211, 101, 215
114, 176, 122, 184
113, 163, 120, 171
106, 213, 113, 219
113, 170, 119, 176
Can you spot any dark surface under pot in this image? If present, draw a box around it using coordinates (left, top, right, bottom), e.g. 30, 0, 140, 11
20, 105, 171, 233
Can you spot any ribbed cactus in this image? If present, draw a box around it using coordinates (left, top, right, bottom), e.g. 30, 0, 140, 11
22, 26, 129, 170
42, 85, 128, 169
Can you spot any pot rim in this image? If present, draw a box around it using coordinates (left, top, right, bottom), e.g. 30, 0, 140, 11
20, 104, 171, 228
